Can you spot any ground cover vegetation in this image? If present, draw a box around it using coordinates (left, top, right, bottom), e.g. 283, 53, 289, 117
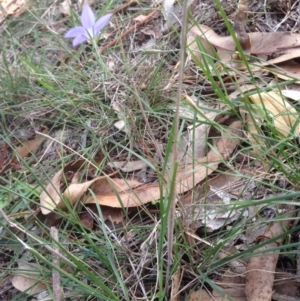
1, 0, 300, 300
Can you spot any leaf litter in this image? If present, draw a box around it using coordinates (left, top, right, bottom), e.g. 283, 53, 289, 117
11, 262, 47, 296
2, 0, 300, 300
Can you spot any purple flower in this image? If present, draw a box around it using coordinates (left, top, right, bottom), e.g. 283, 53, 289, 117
65, 4, 112, 47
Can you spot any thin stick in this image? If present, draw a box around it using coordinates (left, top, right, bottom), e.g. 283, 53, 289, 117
111, 0, 139, 15
51, 227, 64, 301
99, 9, 159, 54
166, 0, 190, 284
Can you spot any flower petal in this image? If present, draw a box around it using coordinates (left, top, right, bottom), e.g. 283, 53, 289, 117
65, 26, 85, 38
94, 13, 113, 35
81, 4, 95, 29
72, 35, 88, 47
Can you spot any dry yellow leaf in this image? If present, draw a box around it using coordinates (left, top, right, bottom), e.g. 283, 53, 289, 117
248, 91, 300, 138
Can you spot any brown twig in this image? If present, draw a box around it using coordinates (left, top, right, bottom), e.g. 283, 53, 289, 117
111, 0, 139, 15
0, 144, 7, 170
99, 9, 159, 54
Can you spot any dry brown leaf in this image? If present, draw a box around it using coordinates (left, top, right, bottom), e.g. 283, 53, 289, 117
16, 132, 47, 157
86, 120, 242, 207
213, 250, 300, 301
80, 211, 94, 229
229, 84, 258, 100
70, 171, 80, 184
188, 118, 213, 158
85, 177, 159, 207
45, 176, 140, 213
0, 127, 48, 174
63, 156, 104, 172
81, 206, 124, 227
11, 262, 47, 295
245, 209, 294, 301
40, 121, 241, 212
262, 48, 300, 66
190, 25, 300, 55
41, 171, 145, 213
268, 62, 300, 81
213, 290, 246, 301
101, 206, 123, 224
40, 157, 104, 215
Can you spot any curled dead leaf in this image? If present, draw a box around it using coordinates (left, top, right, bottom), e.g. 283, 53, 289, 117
40, 157, 103, 215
